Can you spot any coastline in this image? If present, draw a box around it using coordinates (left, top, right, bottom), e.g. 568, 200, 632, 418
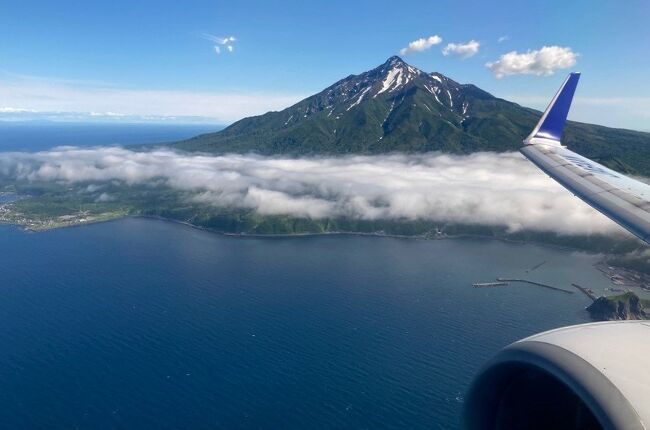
4, 211, 609, 254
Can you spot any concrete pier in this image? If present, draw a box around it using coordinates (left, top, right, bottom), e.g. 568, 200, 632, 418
496, 278, 574, 295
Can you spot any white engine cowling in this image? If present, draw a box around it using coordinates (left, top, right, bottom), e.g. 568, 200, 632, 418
462, 321, 650, 430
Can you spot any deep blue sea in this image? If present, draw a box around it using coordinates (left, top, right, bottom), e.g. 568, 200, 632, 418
0, 123, 611, 429
0, 122, 219, 152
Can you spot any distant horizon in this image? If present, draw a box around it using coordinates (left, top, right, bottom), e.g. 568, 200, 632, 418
1, 67, 649, 134
1, 58, 648, 132
0, 118, 226, 127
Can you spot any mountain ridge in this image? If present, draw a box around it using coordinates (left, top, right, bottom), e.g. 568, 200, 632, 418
175, 56, 650, 175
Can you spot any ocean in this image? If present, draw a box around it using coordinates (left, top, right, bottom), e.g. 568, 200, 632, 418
0, 123, 609, 429
0, 122, 219, 152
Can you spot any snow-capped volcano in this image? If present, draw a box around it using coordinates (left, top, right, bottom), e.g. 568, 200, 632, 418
176, 57, 649, 169
263, 55, 495, 132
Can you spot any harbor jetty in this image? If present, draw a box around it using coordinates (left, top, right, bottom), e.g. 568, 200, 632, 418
572, 283, 597, 301
472, 282, 509, 288
496, 278, 574, 295
526, 261, 547, 273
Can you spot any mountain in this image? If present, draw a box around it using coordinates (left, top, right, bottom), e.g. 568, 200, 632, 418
175, 56, 650, 175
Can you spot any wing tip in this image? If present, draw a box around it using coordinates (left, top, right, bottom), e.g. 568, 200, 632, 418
525, 72, 581, 145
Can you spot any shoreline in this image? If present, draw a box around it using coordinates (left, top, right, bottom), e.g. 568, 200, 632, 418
4, 212, 608, 255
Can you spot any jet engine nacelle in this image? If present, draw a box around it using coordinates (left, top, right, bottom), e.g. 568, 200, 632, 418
462, 321, 650, 430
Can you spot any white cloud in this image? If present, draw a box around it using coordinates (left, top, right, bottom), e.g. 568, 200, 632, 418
202, 33, 236, 56
486, 46, 578, 79
0, 107, 37, 113
442, 40, 480, 59
399, 35, 442, 56
497, 35, 509, 43
96, 192, 115, 202
202, 34, 236, 45
0, 148, 629, 237
89, 111, 127, 117
0, 75, 305, 124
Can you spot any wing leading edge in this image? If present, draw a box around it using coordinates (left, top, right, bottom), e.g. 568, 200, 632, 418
520, 73, 650, 243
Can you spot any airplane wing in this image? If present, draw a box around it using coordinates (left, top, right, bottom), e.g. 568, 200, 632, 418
464, 76, 650, 430
520, 73, 650, 243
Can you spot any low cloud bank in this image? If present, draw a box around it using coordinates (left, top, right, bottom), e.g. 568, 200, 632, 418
0, 147, 625, 236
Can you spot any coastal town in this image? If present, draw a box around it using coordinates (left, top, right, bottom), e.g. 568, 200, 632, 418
0, 197, 125, 231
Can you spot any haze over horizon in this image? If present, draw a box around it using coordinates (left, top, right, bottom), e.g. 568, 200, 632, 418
1, 0, 649, 130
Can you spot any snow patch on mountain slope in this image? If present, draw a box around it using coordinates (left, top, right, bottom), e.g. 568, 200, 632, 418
376, 67, 403, 96
347, 87, 372, 111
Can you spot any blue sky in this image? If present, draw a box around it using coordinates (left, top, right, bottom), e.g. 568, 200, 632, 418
1, 0, 649, 129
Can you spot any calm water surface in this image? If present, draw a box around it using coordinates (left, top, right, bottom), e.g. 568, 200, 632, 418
0, 218, 608, 429
0, 122, 219, 151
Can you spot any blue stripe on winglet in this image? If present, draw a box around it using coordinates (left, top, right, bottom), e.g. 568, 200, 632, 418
533, 72, 580, 141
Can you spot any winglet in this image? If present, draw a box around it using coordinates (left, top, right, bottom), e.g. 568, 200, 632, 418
524, 72, 580, 146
